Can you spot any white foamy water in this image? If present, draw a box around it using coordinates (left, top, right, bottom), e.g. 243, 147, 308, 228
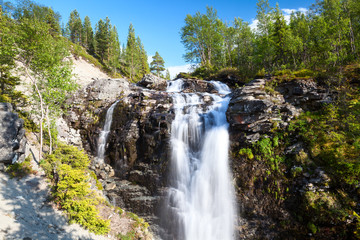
166, 79, 236, 240
97, 100, 119, 163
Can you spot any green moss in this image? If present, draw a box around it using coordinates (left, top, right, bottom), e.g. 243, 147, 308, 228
307, 222, 317, 234
238, 148, 254, 159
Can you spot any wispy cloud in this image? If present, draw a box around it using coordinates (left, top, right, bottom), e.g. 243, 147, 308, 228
167, 64, 192, 79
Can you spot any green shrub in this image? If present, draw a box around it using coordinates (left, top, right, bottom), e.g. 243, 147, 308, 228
42, 144, 110, 234
293, 69, 315, 78
6, 156, 35, 178
191, 64, 216, 79
255, 68, 266, 78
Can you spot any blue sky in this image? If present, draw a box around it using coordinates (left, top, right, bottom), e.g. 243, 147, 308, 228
10, 0, 315, 77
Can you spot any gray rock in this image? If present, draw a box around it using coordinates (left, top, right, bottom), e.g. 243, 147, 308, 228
0, 104, 26, 164
137, 73, 167, 91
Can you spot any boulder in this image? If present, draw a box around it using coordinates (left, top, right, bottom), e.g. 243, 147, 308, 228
0, 103, 27, 164
137, 74, 167, 91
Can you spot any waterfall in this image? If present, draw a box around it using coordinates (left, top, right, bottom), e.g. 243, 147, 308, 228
97, 100, 119, 163
165, 79, 236, 240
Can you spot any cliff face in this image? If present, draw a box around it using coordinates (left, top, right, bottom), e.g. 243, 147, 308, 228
68, 76, 341, 239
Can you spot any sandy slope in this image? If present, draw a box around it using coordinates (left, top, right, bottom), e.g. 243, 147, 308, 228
0, 171, 113, 240
71, 56, 110, 88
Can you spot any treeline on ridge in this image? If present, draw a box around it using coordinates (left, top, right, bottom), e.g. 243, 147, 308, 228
181, 0, 360, 81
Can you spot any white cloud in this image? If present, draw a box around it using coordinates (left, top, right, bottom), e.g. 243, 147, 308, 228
147, 55, 153, 64
249, 19, 259, 31
167, 64, 192, 79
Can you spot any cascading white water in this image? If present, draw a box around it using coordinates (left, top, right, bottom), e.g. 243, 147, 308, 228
97, 100, 119, 163
166, 79, 236, 240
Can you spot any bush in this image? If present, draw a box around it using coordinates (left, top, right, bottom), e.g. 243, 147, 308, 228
191, 64, 216, 79
293, 69, 315, 78
42, 144, 110, 234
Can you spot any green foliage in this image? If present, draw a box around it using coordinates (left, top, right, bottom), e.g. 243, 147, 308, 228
6, 156, 35, 178
42, 144, 110, 234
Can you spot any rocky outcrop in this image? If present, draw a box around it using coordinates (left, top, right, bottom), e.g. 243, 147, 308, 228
137, 74, 167, 91
227, 79, 302, 143
0, 103, 26, 165
275, 79, 332, 110
65, 78, 132, 150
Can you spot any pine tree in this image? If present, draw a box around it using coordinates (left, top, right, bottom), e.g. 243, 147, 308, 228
137, 36, 150, 78
108, 25, 121, 74
124, 23, 139, 81
94, 18, 110, 62
82, 16, 94, 54
150, 51, 165, 77
68, 9, 82, 44
165, 69, 171, 80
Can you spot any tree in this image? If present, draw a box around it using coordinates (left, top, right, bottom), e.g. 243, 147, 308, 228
180, 6, 225, 68
94, 18, 110, 62
68, 9, 82, 44
123, 23, 149, 82
254, 0, 274, 71
13, 0, 61, 35
82, 16, 94, 54
0, 7, 19, 100
150, 51, 165, 77
233, 17, 255, 77
136, 36, 150, 78
16, 14, 77, 159
165, 69, 171, 80
108, 25, 121, 74
272, 3, 290, 68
